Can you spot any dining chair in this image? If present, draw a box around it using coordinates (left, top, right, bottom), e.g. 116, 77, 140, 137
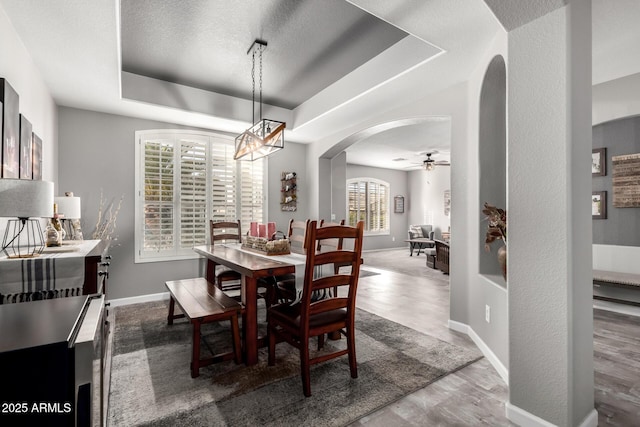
267, 220, 364, 397
209, 220, 243, 297
264, 219, 310, 305
288, 219, 310, 255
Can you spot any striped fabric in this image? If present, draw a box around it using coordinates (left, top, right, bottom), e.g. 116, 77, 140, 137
0, 240, 99, 304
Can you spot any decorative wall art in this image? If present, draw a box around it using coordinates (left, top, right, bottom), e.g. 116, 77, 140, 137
612, 153, 640, 207
1, 78, 20, 179
19, 114, 32, 179
592, 191, 607, 219
592, 148, 606, 177
281, 171, 297, 212
444, 190, 451, 216
32, 133, 42, 180
394, 196, 404, 213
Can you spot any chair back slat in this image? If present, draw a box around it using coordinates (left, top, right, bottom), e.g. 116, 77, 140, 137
310, 274, 352, 291
309, 297, 349, 315
317, 219, 345, 252
210, 220, 241, 244
288, 219, 310, 254
300, 220, 364, 326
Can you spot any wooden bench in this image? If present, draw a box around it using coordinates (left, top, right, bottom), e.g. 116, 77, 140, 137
593, 269, 640, 306
165, 278, 243, 378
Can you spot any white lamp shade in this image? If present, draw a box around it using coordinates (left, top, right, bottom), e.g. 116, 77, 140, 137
0, 179, 53, 218
55, 195, 81, 219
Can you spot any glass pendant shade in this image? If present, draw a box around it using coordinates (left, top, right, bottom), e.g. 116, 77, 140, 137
234, 119, 285, 161
234, 39, 285, 161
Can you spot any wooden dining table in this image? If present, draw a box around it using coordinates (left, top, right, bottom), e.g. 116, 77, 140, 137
193, 244, 300, 365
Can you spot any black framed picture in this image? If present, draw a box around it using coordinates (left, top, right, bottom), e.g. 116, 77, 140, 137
19, 114, 32, 179
592, 191, 607, 219
1, 78, 20, 178
394, 196, 404, 213
592, 148, 606, 177
32, 133, 42, 180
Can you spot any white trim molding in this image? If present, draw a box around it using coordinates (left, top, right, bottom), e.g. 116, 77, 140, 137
505, 404, 597, 427
448, 319, 508, 384
108, 291, 169, 307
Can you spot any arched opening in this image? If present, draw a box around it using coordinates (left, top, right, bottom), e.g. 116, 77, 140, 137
478, 55, 507, 282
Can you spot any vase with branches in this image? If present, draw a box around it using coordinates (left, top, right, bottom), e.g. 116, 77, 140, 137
92, 189, 124, 244
482, 202, 507, 280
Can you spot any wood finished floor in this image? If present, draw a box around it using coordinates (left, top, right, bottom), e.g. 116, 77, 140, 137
349, 251, 640, 426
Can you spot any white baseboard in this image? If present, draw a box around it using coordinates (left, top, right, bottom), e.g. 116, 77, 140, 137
448, 319, 509, 384
505, 404, 597, 427
506, 403, 557, 427
108, 292, 169, 307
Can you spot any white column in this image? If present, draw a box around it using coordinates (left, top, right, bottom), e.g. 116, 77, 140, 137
507, 1, 596, 426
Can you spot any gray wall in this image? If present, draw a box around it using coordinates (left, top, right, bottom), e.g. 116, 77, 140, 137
58, 106, 307, 300
267, 142, 309, 233
346, 163, 407, 250
331, 152, 347, 222
593, 116, 640, 246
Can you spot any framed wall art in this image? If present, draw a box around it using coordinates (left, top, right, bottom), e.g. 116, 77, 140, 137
444, 190, 451, 216
592, 191, 607, 219
394, 195, 404, 213
612, 153, 640, 207
592, 148, 606, 176
1, 78, 20, 178
19, 114, 32, 179
32, 133, 42, 180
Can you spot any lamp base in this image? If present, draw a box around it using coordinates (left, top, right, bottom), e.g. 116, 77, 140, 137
1, 218, 45, 259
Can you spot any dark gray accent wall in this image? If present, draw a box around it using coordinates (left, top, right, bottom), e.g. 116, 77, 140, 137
593, 116, 640, 246
58, 106, 306, 300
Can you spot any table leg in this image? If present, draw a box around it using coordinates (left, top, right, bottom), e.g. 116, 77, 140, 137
191, 320, 201, 378
242, 275, 259, 365
206, 259, 216, 283
168, 296, 175, 325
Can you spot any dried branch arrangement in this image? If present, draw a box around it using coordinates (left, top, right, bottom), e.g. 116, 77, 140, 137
92, 189, 124, 241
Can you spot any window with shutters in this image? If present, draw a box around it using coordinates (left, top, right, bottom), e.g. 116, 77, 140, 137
346, 178, 389, 235
135, 130, 266, 262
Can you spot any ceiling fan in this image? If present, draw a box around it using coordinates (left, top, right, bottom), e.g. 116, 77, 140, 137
422, 152, 450, 171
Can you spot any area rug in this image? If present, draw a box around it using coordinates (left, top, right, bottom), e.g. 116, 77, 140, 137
108, 300, 482, 426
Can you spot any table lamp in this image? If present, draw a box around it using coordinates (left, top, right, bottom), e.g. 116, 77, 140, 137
55, 192, 82, 240
0, 179, 54, 258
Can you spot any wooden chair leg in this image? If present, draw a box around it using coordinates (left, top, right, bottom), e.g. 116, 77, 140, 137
301, 339, 311, 397
168, 296, 175, 325
268, 325, 276, 366
230, 313, 241, 365
346, 323, 358, 379
317, 333, 325, 350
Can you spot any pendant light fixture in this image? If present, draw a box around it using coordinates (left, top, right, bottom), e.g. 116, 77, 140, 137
234, 39, 285, 161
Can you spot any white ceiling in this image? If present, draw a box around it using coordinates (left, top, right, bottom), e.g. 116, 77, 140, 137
0, 0, 638, 170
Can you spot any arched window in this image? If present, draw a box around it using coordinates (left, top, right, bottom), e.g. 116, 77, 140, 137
346, 178, 389, 234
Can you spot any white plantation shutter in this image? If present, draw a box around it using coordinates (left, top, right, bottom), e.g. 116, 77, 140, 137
346, 178, 389, 234
135, 130, 266, 262
179, 138, 208, 249
240, 160, 265, 232
142, 139, 174, 253
211, 142, 236, 223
